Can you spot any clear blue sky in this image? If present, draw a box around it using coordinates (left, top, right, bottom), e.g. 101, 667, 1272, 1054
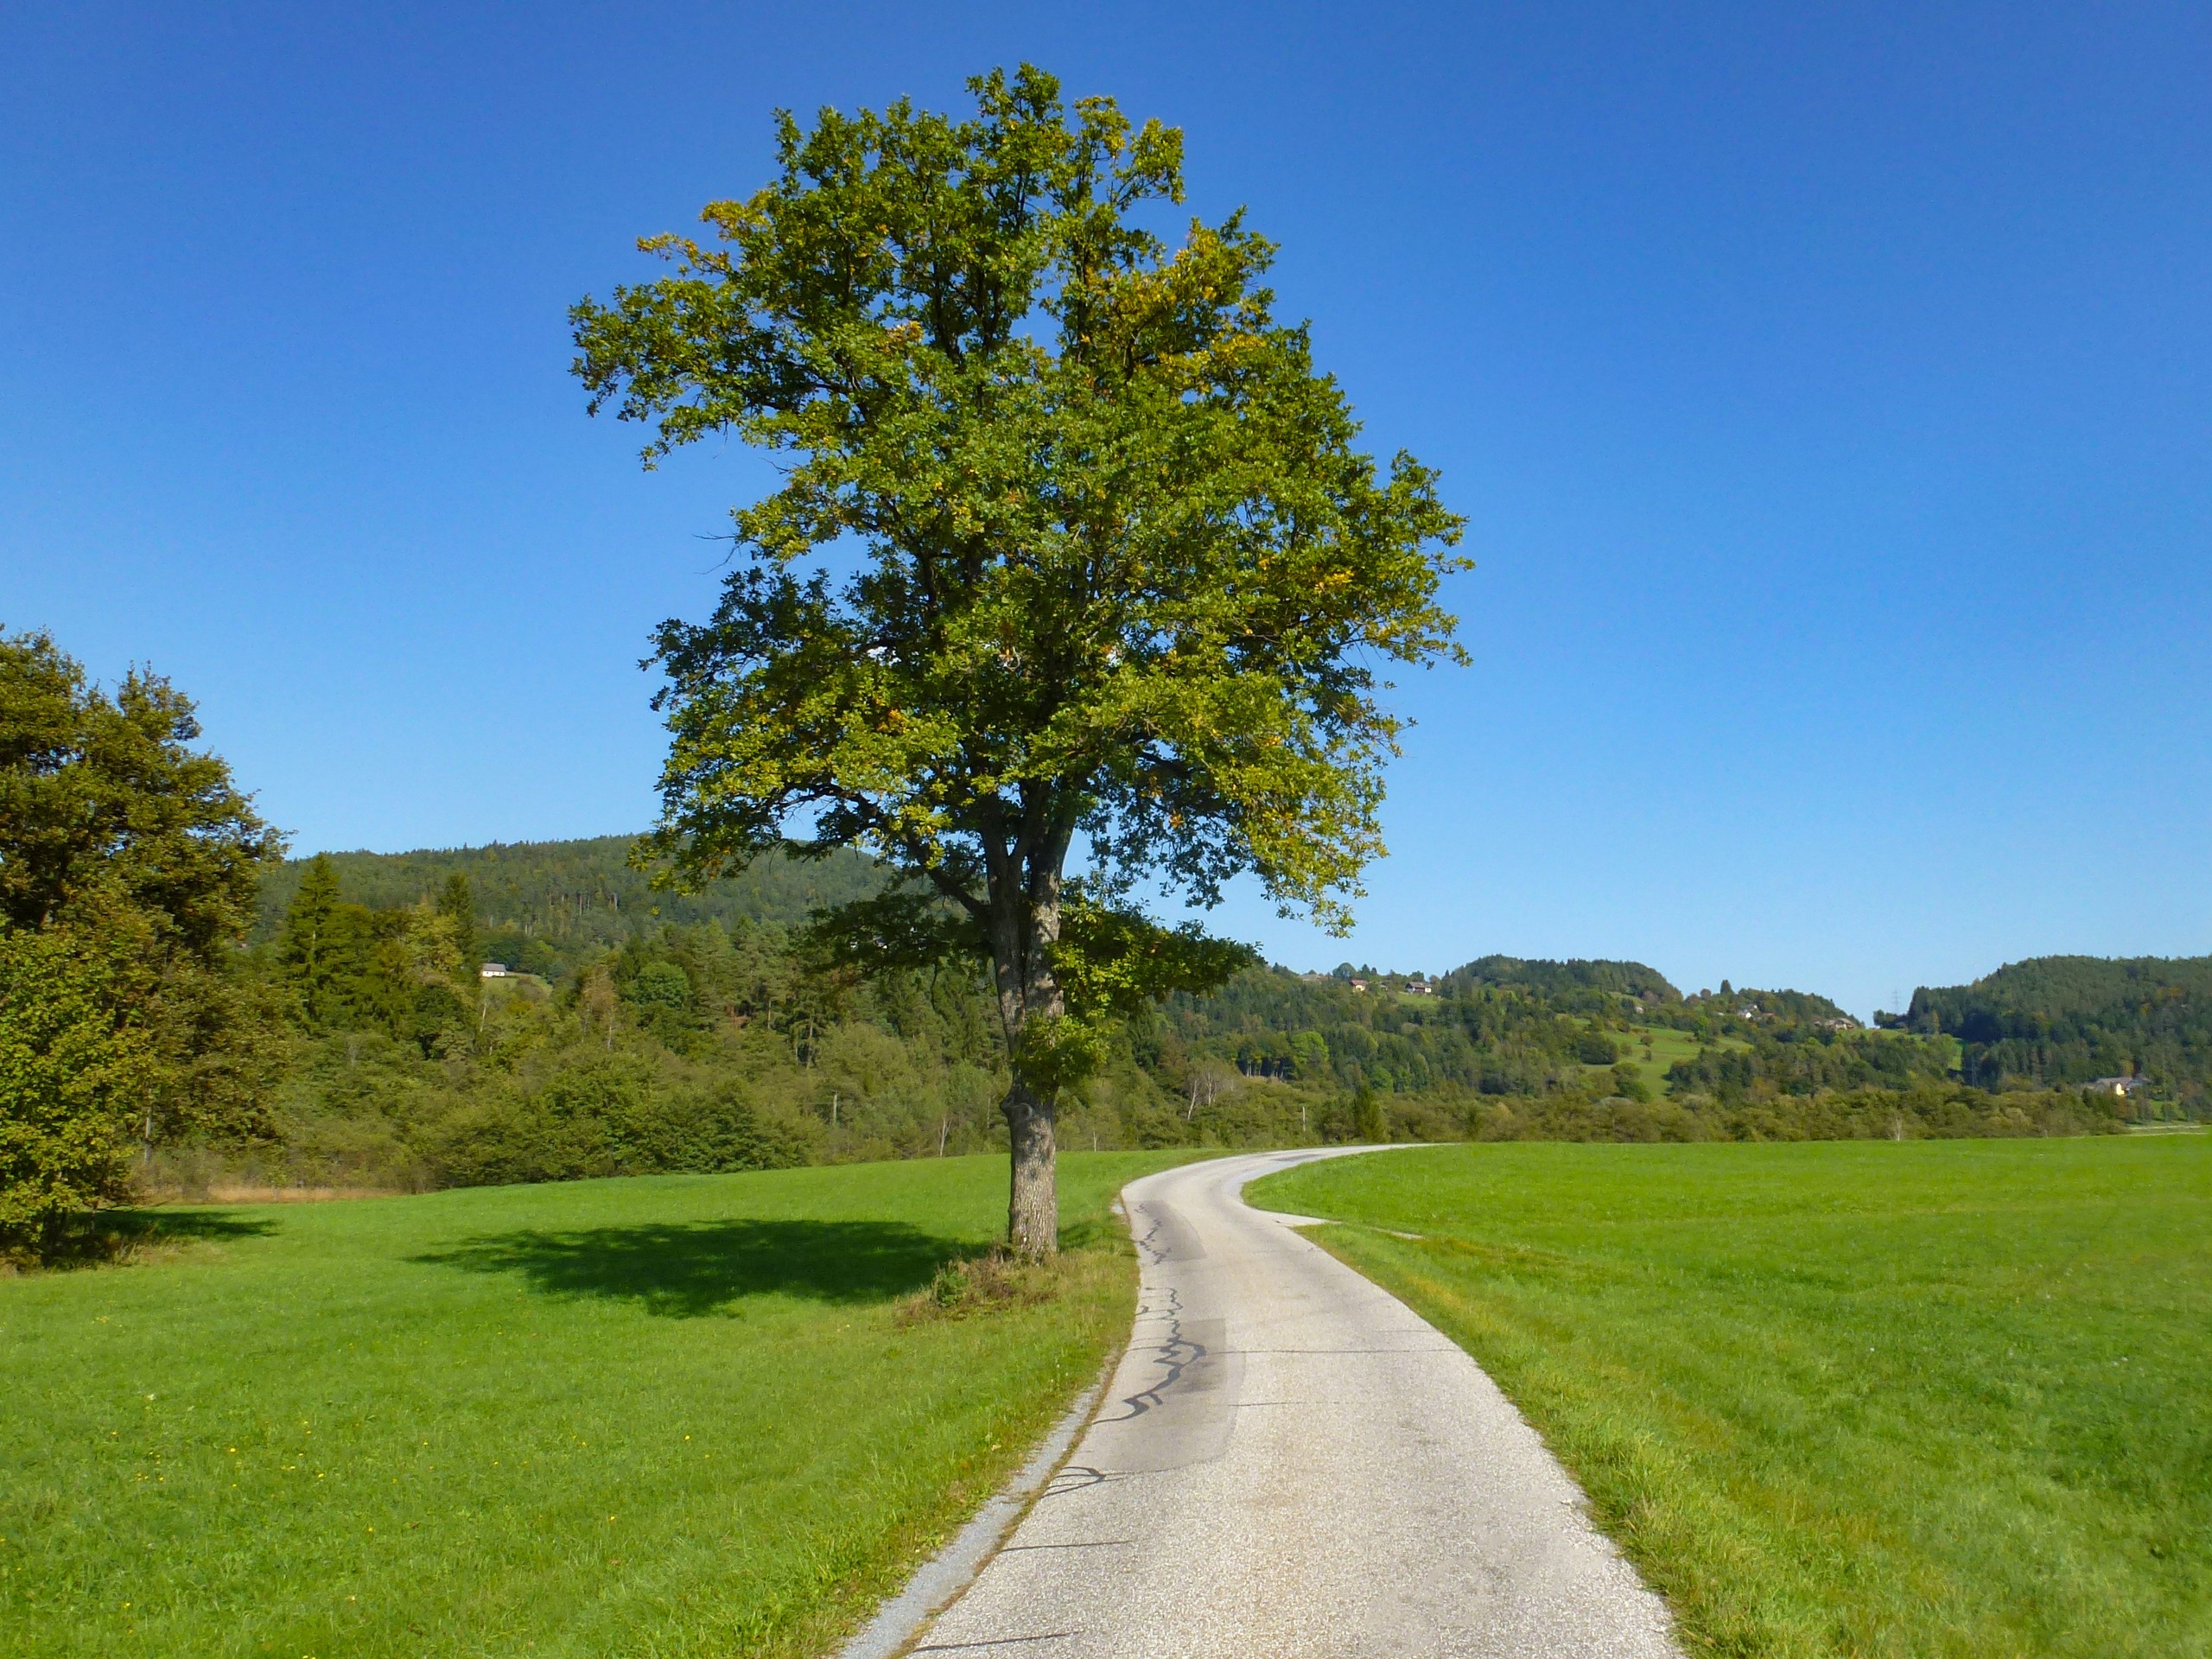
4, 3, 2206, 1015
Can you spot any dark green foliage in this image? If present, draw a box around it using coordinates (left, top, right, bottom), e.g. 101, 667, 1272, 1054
1161, 958, 1663, 1096
1462, 1085, 2125, 1144
1446, 955, 1680, 1003
0, 630, 280, 951
0, 925, 152, 1251
416, 1062, 815, 1188
253, 836, 884, 977
478, 926, 560, 978
1707, 984, 1854, 1025
1898, 955, 2212, 1109
1152, 954, 2139, 1147
215, 845, 1282, 1192
168, 838, 2190, 1194
271, 861, 471, 1054
0, 631, 283, 1250
1664, 1026, 1950, 1099
1574, 1028, 1621, 1065
434, 872, 479, 991
274, 854, 348, 1026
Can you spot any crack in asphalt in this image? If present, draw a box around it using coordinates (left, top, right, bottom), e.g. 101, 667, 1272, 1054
913, 1635, 1076, 1651
899, 1150, 1688, 1658
1093, 1266, 1200, 1428
998, 1539, 1135, 1553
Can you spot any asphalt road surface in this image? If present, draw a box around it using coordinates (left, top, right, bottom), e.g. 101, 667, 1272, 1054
912, 1148, 1683, 1658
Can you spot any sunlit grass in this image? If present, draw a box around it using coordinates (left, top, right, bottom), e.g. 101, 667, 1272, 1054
2, 1152, 1191, 1658
1613, 1023, 1709, 1093
1249, 1137, 2212, 1658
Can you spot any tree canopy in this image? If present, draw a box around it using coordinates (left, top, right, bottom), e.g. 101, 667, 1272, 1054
1, 630, 277, 950
573, 66, 1465, 1249
0, 630, 282, 1252
1898, 955, 2212, 1098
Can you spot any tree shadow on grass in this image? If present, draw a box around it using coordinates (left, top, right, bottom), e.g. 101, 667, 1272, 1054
1057, 1215, 1119, 1254
9, 1209, 279, 1271
414, 1218, 964, 1318
120, 1210, 283, 1243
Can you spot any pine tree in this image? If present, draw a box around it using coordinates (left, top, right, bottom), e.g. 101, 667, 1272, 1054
277, 855, 346, 1029
435, 873, 480, 990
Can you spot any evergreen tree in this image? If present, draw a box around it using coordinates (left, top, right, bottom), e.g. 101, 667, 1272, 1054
277, 855, 346, 1027
435, 872, 480, 990
0, 630, 282, 1250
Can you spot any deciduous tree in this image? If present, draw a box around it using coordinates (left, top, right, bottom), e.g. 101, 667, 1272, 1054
572, 66, 1465, 1252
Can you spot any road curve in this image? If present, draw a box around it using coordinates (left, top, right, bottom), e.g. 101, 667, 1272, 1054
912, 1148, 1682, 1658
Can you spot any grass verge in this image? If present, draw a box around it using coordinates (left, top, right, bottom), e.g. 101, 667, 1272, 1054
1, 1151, 1195, 1657
1248, 1137, 2211, 1658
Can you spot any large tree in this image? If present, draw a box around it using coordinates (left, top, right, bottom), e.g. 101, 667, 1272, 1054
572, 66, 1465, 1253
0, 630, 283, 1249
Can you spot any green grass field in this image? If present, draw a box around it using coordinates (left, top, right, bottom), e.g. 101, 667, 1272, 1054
1249, 1138, 2212, 1658
1, 1152, 1193, 1658
1611, 1023, 1711, 1093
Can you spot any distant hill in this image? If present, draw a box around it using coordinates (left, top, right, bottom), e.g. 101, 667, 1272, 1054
251, 839, 2208, 1114
256, 836, 883, 976
1690, 985, 1855, 1027
1443, 955, 1681, 1003
1899, 954, 2212, 1101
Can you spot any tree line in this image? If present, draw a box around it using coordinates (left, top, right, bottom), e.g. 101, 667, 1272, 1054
1888, 956, 2212, 1109
0, 626, 2183, 1261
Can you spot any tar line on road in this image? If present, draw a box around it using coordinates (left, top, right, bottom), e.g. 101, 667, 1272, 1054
883, 1147, 1684, 1659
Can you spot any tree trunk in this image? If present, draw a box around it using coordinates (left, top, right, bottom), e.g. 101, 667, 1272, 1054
978, 794, 1077, 1259
1004, 1077, 1058, 1257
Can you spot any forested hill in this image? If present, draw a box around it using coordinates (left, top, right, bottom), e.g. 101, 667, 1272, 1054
1443, 955, 1680, 1002
254, 837, 882, 976
228, 839, 2193, 1192
1897, 955, 2212, 1098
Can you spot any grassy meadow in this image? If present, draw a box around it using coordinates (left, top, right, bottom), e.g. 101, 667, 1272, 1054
1249, 1136, 2212, 1659
1, 1151, 1195, 1658
1609, 1022, 1715, 1095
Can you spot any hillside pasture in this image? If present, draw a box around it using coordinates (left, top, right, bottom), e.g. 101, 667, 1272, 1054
1609, 1023, 1709, 1094
1, 1152, 1192, 1658
1249, 1137, 2212, 1658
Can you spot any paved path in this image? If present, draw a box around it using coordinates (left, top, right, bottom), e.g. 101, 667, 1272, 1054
912, 1148, 1682, 1658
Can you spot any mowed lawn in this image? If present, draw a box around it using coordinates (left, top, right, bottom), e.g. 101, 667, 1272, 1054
2, 1152, 1192, 1659
1249, 1137, 2212, 1659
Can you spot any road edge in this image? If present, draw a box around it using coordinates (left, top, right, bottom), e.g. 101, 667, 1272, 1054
831, 1219, 1135, 1659
835, 1147, 1412, 1659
